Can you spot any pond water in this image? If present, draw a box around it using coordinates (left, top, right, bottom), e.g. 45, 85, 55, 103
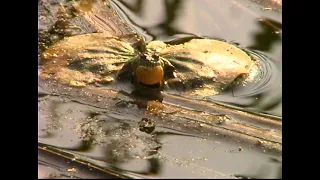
113, 0, 282, 117
38, 0, 282, 178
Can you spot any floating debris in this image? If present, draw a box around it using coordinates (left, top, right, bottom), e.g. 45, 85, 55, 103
67, 168, 77, 172
138, 118, 156, 134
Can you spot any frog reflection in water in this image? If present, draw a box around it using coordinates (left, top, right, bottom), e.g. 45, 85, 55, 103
40, 33, 256, 101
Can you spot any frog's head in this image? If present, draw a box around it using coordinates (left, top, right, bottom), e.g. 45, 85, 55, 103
133, 52, 165, 89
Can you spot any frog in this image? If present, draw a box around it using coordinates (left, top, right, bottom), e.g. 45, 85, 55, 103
40, 33, 256, 97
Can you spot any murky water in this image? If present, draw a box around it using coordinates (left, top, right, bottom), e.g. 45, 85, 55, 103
112, 0, 282, 117
38, 0, 282, 178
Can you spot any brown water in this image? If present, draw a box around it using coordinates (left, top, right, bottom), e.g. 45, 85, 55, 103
112, 0, 282, 117
38, 0, 282, 178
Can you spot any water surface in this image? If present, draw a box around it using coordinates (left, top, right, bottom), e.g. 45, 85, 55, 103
38, 0, 282, 178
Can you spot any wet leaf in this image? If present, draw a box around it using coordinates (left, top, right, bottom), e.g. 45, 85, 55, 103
41, 33, 136, 87
148, 39, 255, 96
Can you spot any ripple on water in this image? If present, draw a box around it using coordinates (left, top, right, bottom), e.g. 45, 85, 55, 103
209, 49, 282, 117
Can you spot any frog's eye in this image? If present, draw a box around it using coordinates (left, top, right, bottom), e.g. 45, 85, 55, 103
144, 53, 160, 61
135, 65, 164, 85
151, 54, 160, 61
133, 36, 147, 53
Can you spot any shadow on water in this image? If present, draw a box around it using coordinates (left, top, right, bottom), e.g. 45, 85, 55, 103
38, 0, 282, 178
39, 97, 164, 174
248, 18, 282, 52
235, 157, 282, 179
119, 0, 144, 15
111, 157, 162, 176
156, 0, 184, 36
39, 90, 281, 178
118, 0, 186, 36
116, 0, 282, 116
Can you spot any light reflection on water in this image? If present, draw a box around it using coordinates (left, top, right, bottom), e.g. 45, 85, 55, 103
38, 94, 281, 178
113, 0, 282, 117
38, 0, 282, 178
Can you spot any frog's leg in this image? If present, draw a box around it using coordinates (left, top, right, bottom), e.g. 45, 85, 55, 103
162, 58, 192, 90
159, 77, 165, 90
162, 58, 177, 79
162, 57, 188, 84
116, 62, 133, 82
115, 33, 147, 54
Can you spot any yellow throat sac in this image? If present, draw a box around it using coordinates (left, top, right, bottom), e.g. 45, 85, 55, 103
135, 65, 164, 85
